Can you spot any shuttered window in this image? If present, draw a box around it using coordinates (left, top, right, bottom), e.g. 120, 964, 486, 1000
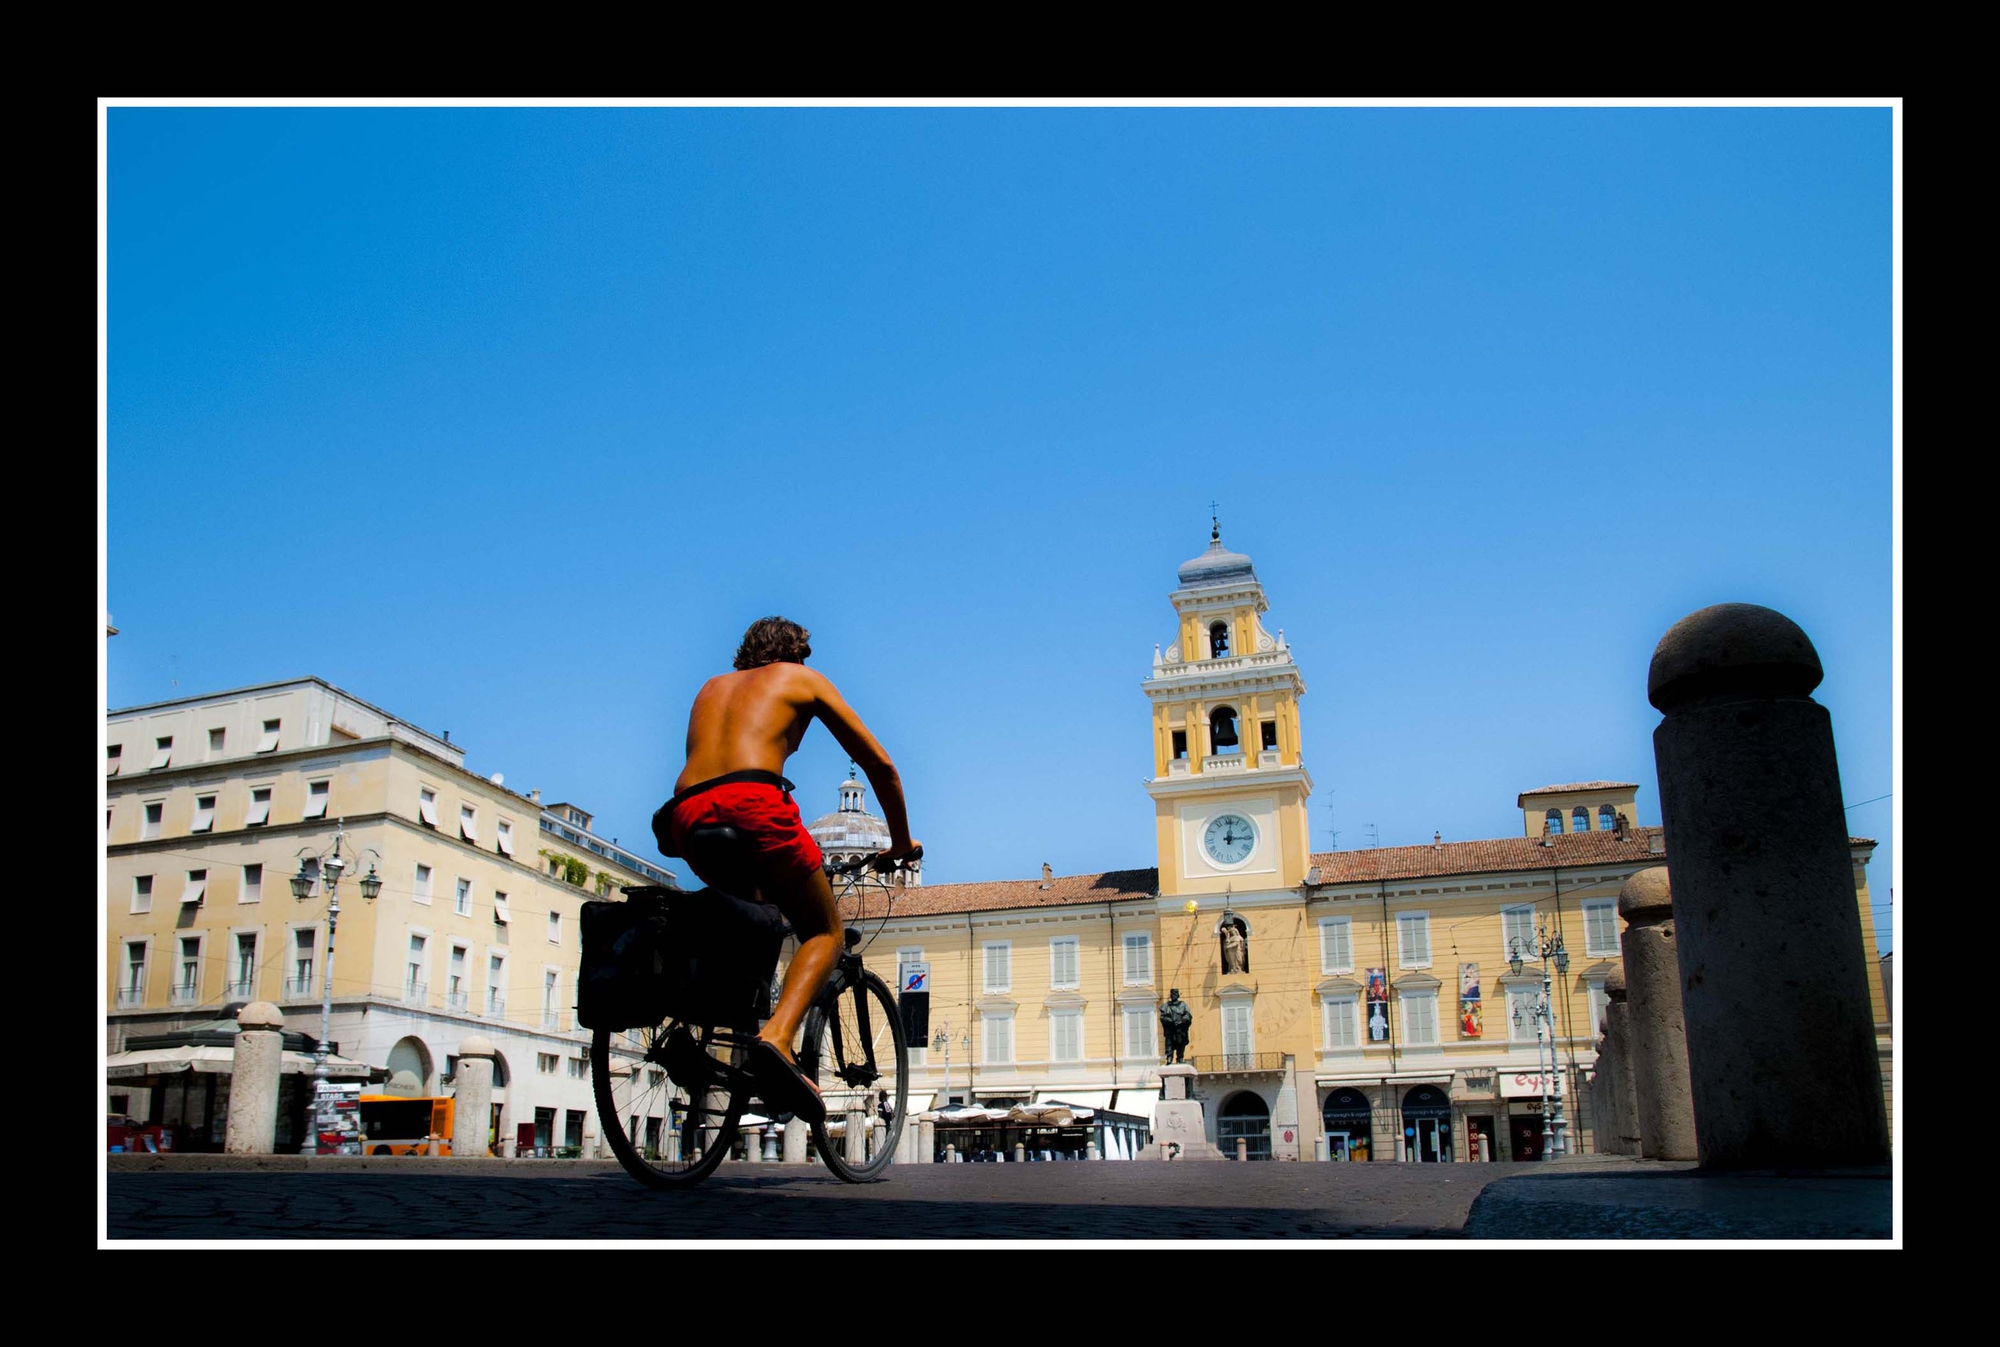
1123, 933, 1152, 983
1221, 1002, 1254, 1066
497, 820, 514, 856
1397, 913, 1431, 967
143, 802, 164, 839
1583, 900, 1621, 957
151, 737, 173, 769
244, 789, 271, 827
983, 1014, 1013, 1063
1124, 1007, 1155, 1057
455, 878, 472, 916
191, 795, 216, 833
414, 864, 432, 904
1400, 991, 1438, 1046
1508, 986, 1540, 1041
1323, 996, 1358, 1049
983, 941, 1011, 993
1320, 916, 1352, 973
303, 780, 330, 819
460, 805, 479, 842
131, 875, 153, 914
1502, 906, 1537, 961
418, 788, 438, 827
1049, 937, 1079, 989
1051, 1010, 1082, 1062
1589, 982, 1610, 1038
257, 720, 281, 753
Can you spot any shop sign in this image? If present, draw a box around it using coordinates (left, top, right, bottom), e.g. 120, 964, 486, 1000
1500, 1070, 1557, 1098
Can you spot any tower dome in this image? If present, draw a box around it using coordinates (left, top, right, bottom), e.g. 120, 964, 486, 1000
1175, 520, 1257, 590
806, 768, 921, 885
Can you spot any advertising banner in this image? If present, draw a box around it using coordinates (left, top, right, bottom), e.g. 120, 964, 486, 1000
1458, 962, 1482, 1038
1365, 967, 1389, 1041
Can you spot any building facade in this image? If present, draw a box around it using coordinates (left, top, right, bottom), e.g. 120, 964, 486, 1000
104, 678, 678, 1154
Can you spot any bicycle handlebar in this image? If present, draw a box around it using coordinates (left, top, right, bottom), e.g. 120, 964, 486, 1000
826, 845, 924, 879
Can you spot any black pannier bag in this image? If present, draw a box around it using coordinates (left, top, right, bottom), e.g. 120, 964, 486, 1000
578, 889, 788, 1032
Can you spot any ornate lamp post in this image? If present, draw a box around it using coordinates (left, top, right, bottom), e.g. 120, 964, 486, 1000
1509, 919, 1570, 1160
290, 818, 381, 1155
932, 1021, 971, 1108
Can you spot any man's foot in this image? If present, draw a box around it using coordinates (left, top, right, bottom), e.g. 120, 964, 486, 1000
748, 1039, 825, 1126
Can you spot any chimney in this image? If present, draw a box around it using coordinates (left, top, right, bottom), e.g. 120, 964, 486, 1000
530, 789, 542, 805
1647, 830, 1666, 855
1432, 831, 1442, 849
1040, 862, 1053, 888
1614, 812, 1631, 840
1540, 820, 1555, 847
442, 730, 451, 744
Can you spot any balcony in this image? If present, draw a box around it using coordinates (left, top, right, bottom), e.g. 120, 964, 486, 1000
117, 986, 145, 1006
224, 979, 256, 1001
1192, 1051, 1286, 1075
487, 996, 506, 1018
1149, 650, 1292, 681
404, 980, 429, 1006
542, 1012, 560, 1030
283, 975, 316, 999
1202, 754, 1247, 774
447, 991, 469, 1012
171, 983, 200, 1006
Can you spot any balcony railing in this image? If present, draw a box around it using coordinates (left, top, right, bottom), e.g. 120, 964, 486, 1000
1192, 1051, 1287, 1074
487, 996, 506, 1018
117, 986, 144, 1006
225, 979, 256, 1001
447, 991, 469, 1012
283, 975, 316, 999
542, 1011, 560, 1030
171, 983, 200, 1005
405, 980, 429, 1005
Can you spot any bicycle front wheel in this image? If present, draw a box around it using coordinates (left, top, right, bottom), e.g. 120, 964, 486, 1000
798, 967, 909, 1182
591, 1022, 743, 1189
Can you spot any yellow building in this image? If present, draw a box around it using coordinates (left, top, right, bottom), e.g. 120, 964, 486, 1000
104, 678, 679, 1154
789, 529, 1891, 1161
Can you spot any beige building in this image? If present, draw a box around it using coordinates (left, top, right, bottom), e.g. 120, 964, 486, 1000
104, 677, 678, 1154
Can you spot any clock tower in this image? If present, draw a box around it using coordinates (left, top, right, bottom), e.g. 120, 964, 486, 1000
1145, 522, 1312, 898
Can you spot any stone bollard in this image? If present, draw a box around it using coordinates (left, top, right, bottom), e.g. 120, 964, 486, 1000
742, 1125, 763, 1162
1603, 969, 1643, 1154
1619, 867, 1699, 1159
945, 1143, 957, 1163
918, 1116, 936, 1163
764, 1127, 780, 1162
844, 1107, 867, 1163
1088, 1143, 1099, 1160
1650, 604, 1889, 1167
450, 1035, 496, 1158
1236, 1137, 1248, 1162
225, 1002, 285, 1155
783, 1116, 809, 1163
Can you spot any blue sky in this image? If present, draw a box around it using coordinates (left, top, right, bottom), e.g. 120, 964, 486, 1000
105, 107, 1896, 952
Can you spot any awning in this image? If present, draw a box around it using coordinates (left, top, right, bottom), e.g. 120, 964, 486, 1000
1313, 1071, 1453, 1087
105, 1045, 385, 1081
1035, 1089, 1114, 1110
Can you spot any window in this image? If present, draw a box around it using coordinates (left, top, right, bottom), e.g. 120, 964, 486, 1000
1319, 916, 1352, 973
175, 937, 202, 1002
1049, 936, 1079, 989
1399, 990, 1439, 1046
1545, 808, 1563, 835
448, 945, 468, 1010
291, 929, 316, 995
181, 869, 208, 909
1323, 995, 1359, 1050
241, 863, 262, 905
496, 819, 514, 856
143, 801, 164, 840
460, 804, 479, 843
151, 736, 173, 769
190, 794, 216, 833
983, 1014, 1013, 1064
1172, 730, 1188, 760
1260, 719, 1277, 751
418, 788, 438, 828
107, 744, 122, 775
1599, 805, 1618, 832
1573, 806, 1590, 832
538, 1053, 559, 1075
543, 970, 560, 1027
131, 875, 154, 914
299, 857, 319, 895
487, 956, 506, 1015
1123, 933, 1152, 984
983, 941, 1011, 993
1508, 986, 1540, 1042
1502, 906, 1538, 963
244, 788, 271, 827
1588, 981, 1610, 1039
493, 891, 512, 931
547, 911, 562, 946
455, 878, 472, 916
231, 933, 257, 997
1209, 620, 1230, 658
1209, 705, 1239, 754
414, 864, 433, 905
1221, 1002, 1254, 1065
256, 720, 281, 753
208, 728, 225, 755
1396, 912, 1431, 967
1582, 899, 1621, 957
122, 942, 147, 1004
406, 934, 429, 999
1123, 1006, 1156, 1058
568, 1057, 588, 1079
1051, 1009, 1083, 1062
303, 780, 329, 819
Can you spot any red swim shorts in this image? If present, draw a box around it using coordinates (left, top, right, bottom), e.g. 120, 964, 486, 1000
665, 783, 824, 892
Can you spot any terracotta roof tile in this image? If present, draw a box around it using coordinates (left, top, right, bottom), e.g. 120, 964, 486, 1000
1307, 828, 1876, 886
839, 867, 1158, 920
1518, 781, 1639, 798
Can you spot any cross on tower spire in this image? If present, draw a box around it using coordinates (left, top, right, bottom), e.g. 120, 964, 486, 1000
1209, 502, 1220, 543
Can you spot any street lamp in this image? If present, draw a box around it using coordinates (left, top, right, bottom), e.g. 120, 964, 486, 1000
1509, 919, 1570, 1161
291, 818, 381, 1155
931, 1020, 972, 1108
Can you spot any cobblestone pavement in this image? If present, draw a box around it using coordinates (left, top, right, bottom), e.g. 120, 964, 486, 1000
1463, 1163, 1892, 1239
108, 1156, 1555, 1240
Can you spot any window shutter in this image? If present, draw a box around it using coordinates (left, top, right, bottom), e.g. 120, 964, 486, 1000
1399, 914, 1430, 965
257, 722, 280, 753
418, 791, 438, 827
460, 806, 478, 842
303, 782, 329, 819
192, 797, 216, 833
1503, 907, 1536, 958
244, 790, 271, 827
497, 821, 514, 856
1322, 917, 1351, 972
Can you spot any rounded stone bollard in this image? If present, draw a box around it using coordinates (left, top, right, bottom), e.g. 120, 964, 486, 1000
844, 1107, 867, 1163
1619, 867, 1699, 1159
945, 1142, 957, 1163
1602, 969, 1643, 1154
918, 1115, 936, 1163
225, 1002, 285, 1155
450, 1035, 496, 1158
1649, 604, 1889, 1167
1236, 1137, 1248, 1162
742, 1125, 763, 1163
783, 1115, 810, 1163
1088, 1143, 1099, 1160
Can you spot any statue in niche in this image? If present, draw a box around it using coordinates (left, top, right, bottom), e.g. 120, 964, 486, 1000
1219, 915, 1250, 974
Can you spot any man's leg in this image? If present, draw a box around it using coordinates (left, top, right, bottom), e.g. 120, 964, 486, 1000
757, 862, 842, 1067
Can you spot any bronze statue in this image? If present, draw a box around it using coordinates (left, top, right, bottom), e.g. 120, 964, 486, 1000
1159, 988, 1192, 1064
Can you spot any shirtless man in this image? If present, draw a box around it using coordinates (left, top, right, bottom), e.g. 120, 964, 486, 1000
653, 616, 919, 1124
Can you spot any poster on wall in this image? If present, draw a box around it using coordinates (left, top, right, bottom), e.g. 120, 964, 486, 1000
1459, 962, 1483, 1038
1366, 967, 1389, 1041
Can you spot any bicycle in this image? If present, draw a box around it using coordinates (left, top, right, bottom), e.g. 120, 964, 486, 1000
590, 837, 920, 1189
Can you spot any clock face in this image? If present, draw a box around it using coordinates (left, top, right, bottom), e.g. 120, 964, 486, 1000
1203, 813, 1256, 865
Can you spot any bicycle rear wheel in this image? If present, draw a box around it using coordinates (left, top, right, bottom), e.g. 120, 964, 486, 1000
798, 966, 908, 1182
591, 1022, 744, 1189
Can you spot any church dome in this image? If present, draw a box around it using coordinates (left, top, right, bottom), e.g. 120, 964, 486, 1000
1176, 529, 1257, 589
806, 771, 918, 884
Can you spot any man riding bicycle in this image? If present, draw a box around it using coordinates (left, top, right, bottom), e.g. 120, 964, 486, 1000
653, 616, 919, 1127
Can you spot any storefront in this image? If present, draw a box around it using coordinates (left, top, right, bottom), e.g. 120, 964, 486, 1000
1400, 1084, 1454, 1163
1501, 1069, 1556, 1161
1321, 1087, 1372, 1161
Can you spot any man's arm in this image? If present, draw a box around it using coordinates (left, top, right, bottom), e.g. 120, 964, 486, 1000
800, 667, 918, 858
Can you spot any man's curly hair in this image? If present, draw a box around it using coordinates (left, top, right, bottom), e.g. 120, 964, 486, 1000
734, 616, 813, 670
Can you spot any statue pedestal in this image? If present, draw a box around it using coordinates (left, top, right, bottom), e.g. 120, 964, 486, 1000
1135, 1064, 1226, 1161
